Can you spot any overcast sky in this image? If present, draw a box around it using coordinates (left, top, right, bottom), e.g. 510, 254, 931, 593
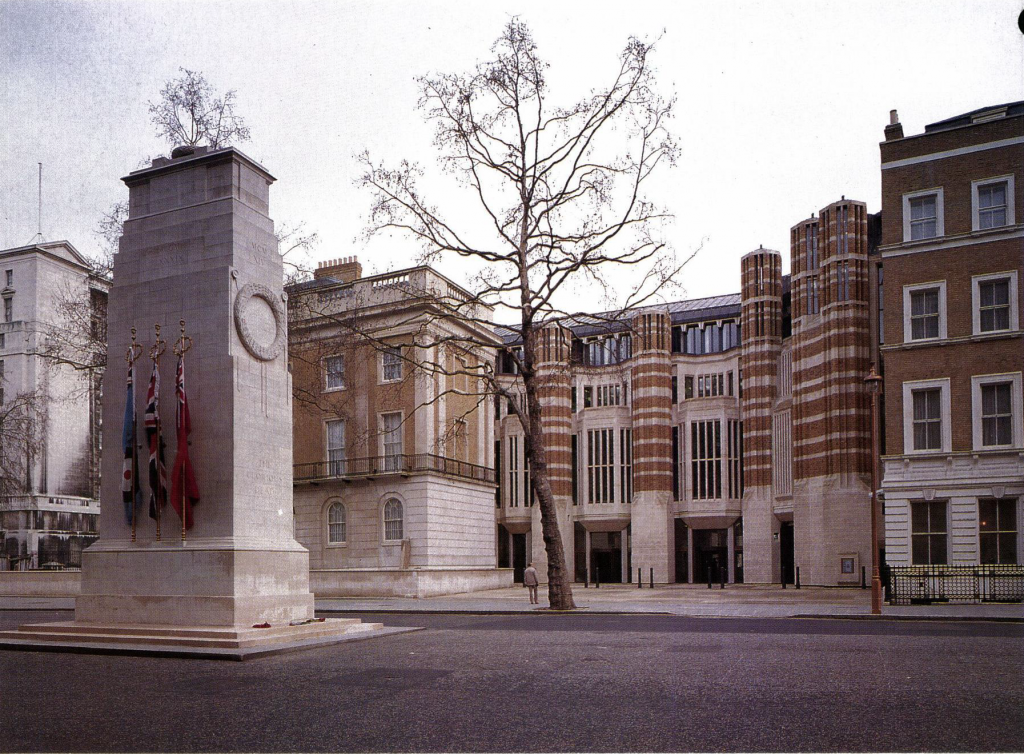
1, 0, 1021, 310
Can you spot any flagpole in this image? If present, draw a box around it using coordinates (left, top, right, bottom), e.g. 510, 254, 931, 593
150, 324, 166, 541
174, 319, 193, 544
127, 328, 141, 543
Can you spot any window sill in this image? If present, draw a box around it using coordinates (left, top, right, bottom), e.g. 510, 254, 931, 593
882, 329, 1022, 352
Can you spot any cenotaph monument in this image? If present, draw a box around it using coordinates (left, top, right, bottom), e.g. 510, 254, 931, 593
0, 147, 393, 657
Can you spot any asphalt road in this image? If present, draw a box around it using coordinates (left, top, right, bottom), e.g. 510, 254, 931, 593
1, 610, 1021, 752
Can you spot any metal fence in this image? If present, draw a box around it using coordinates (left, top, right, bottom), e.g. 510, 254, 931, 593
888, 564, 1024, 605
294, 454, 496, 485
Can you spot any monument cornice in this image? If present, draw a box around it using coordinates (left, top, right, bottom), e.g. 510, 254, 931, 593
121, 145, 276, 186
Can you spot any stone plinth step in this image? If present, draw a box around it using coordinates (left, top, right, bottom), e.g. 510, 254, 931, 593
0, 618, 417, 660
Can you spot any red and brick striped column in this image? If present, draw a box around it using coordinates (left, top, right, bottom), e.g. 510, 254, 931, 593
629, 309, 674, 582
740, 248, 783, 583
530, 324, 575, 577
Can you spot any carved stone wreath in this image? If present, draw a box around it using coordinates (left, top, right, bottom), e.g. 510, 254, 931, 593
234, 282, 286, 361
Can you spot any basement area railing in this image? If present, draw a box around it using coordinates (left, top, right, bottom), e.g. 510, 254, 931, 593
887, 564, 1024, 605
294, 454, 496, 485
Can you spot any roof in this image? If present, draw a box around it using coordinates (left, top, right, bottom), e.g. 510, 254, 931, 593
923, 101, 1024, 134
497, 291, 743, 344
0, 240, 93, 271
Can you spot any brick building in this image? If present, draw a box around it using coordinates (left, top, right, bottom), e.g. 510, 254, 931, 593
879, 103, 1024, 568
287, 258, 511, 596
495, 212, 881, 588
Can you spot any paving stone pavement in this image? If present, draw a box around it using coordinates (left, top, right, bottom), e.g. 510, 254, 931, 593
6, 583, 1019, 620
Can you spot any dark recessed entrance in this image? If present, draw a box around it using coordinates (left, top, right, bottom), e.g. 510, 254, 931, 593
511, 532, 527, 583
590, 531, 622, 584
780, 522, 795, 585
693, 528, 728, 584
674, 519, 689, 583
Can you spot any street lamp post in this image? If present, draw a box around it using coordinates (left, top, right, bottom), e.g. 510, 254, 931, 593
865, 365, 883, 615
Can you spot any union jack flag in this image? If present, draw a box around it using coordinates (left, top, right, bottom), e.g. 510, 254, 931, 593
145, 360, 168, 521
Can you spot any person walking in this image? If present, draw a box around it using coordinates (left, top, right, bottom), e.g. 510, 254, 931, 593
523, 562, 539, 605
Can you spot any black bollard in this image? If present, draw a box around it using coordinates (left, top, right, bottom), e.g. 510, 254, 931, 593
584, 568, 589, 588
795, 567, 801, 589
782, 570, 787, 589
650, 567, 654, 589
638, 567, 642, 588
707, 566, 712, 589
595, 566, 600, 589
720, 567, 725, 589
861, 565, 867, 589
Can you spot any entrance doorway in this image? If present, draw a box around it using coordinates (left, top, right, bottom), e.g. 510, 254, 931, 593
512, 532, 527, 583
574, 522, 587, 582
497, 524, 510, 569
693, 529, 728, 584
780, 522, 795, 584
674, 519, 689, 583
590, 531, 622, 584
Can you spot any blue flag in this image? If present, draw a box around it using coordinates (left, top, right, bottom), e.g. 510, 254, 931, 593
121, 360, 140, 525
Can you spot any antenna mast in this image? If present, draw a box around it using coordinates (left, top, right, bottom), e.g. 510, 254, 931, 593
27, 163, 45, 245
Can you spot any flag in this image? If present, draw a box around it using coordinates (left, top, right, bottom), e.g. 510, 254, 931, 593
170, 353, 199, 529
145, 359, 168, 521
121, 359, 141, 525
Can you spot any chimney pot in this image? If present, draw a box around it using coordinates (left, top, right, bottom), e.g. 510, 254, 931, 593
889, 109, 899, 125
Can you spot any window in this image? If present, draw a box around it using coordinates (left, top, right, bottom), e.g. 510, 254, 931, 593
973, 272, 1018, 335
806, 276, 819, 316
903, 282, 946, 342
4, 270, 11, 287
495, 440, 502, 508
973, 177, 1014, 230
982, 383, 1013, 446
691, 420, 722, 500
571, 434, 579, 504
972, 373, 1023, 450
911, 501, 947, 565
571, 387, 577, 413
619, 428, 632, 504
727, 419, 743, 499
382, 346, 402, 382
383, 498, 404, 541
508, 435, 520, 506
910, 288, 939, 340
325, 355, 345, 390
326, 420, 346, 475
912, 389, 941, 451
381, 412, 403, 470
684, 376, 693, 400
0, 333, 4, 350
903, 190, 943, 241
327, 501, 346, 544
808, 225, 819, 269
903, 379, 950, 454
671, 376, 678, 404
671, 426, 680, 500
979, 498, 1018, 565
595, 384, 621, 407
909, 195, 937, 239
3, 296, 11, 323
587, 428, 615, 504
837, 261, 850, 302
877, 265, 884, 345
583, 386, 592, 408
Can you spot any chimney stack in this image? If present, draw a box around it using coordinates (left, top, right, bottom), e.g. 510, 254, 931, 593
314, 256, 363, 283
884, 109, 904, 141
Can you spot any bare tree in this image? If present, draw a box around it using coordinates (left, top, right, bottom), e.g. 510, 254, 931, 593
148, 68, 251, 149
0, 388, 43, 500
354, 20, 683, 609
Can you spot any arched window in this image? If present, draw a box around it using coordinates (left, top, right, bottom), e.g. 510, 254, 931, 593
383, 498, 404, 541
327, 502, 346, 544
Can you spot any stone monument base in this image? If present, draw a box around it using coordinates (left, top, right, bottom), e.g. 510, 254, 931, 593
75, 540, 317, 627
0, 618, 413, 661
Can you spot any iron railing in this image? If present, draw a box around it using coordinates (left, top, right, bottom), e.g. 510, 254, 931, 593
888, 564, 1024, 605
294, 454, 496, 485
